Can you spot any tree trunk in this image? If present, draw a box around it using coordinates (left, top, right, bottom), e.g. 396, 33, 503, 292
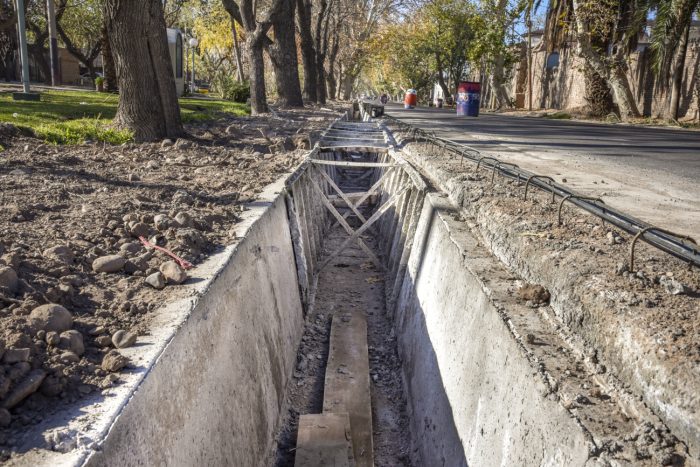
668, 22, 690, 120
101, 22, 118, 91
247, 35, 268, 114
583, 64, 613, 117
267, 0, 303, 107
296, 0, 317, 102
231, 20, 244, 82
489, 55, 511, 109
105, 0, 183, 141
571, 0, 640, 120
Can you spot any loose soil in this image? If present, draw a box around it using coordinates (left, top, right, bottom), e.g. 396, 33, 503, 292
0, 106, 341, 460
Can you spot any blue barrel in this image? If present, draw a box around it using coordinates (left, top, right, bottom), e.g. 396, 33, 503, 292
456, 82, 481, 117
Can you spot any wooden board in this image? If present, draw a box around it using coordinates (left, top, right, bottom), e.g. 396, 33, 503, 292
295, 413, 354, 467
323, 312, 374, 467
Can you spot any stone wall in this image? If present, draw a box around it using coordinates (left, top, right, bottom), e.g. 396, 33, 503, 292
510, 40, 700, 119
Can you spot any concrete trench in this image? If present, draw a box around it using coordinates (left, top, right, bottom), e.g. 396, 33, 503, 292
28, 116, 690, 466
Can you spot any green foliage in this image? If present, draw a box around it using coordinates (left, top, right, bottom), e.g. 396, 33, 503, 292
95, 76, 105, 86
0, 90, 249, 144
179, 96, 249, 121
217, 76, 251, 103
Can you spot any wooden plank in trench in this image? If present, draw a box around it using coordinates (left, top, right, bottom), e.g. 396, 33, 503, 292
295, 413, 355, 467
323, 312, 373, 467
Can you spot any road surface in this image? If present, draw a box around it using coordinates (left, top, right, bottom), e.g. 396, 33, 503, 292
387, 104, 700, 236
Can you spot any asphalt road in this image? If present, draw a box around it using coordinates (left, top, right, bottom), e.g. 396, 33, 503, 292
386, 104, 700, 235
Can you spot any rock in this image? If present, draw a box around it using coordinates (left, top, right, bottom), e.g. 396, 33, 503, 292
95, 335, 112, 347
29, 304, 73, 333
111, 330, 137, 349
161, 138, 174, 148
128, 222, 150, 238
92, 255, 126, 273
517, 284, 551, 305
174, 212, 194, 228
2, 348, 30, 364
42, 245, 74, 265
40, 375, 63, 397
1, 369, 46, 409
119, 242, 142, 256
659, 276, 686, 295
174, 138, 192, 150
0, 408, 10, 427
59, 330, 84, 356
615, 262, 629, 276
153, 214, 170, 231
45, 331, 60, 346
145, 271, 166, 289
59, 351, 80, 364
101, 350, 129, 372
159, 261, 187, 285
0, 266, 18, 293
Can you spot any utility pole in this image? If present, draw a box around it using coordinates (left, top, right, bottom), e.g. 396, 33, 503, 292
46, 0, 60, 86
12, 0, 39, 100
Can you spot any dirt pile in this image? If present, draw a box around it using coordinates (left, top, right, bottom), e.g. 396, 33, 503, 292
0, 106, 340, 458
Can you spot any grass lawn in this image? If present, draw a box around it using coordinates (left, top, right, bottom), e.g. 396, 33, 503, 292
0, 89, 249, 145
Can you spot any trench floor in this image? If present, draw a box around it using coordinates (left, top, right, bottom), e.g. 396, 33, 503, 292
272, 226, 413, 466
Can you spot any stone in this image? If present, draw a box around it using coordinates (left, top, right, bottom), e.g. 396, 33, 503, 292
59, 351, 80, 364
92, 255, 126, 273
659, 276, 686, 295
111, 330, 137, 349
95, 336, 112, 347
2, 348, 30, 364
59, 330, 84, 356
145, 271, 166, 289
101, 350, 129, 372
153, 214, 170, 231
1, 369, 46, 409
0, 266, 18, 293
0, 408, 10, 427
615, 262, 629, 276
159, 261, 187, 285
129, 222, 150, 238
174, 212, 194, 228
119, 242, 142, 256
45, 331, 60, 346
174, 138, 192, 150
40, 375, 63, 397
29, 304, 73, 333
517, 284, 551, 304
42, 245, 74, 265
161, 138, 174, 148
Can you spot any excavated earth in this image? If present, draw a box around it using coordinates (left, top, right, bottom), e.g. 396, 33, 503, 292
386, 121, 699, 464
0, 106, 340, 461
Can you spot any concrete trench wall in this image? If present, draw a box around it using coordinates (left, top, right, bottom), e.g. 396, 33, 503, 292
84, 185, 305, 466
393, 193, 593, 466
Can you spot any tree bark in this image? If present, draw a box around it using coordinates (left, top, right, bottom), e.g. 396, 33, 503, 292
101, 21, 118, 91
668, 21, 690, 120
267, 0, 303, 107
105, 0, 183, 141
247, 35, 268, 113
571, 0, 640, 120
231, 20, 244, 82
313, 0, 328, 104
296, 0, 317, 102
